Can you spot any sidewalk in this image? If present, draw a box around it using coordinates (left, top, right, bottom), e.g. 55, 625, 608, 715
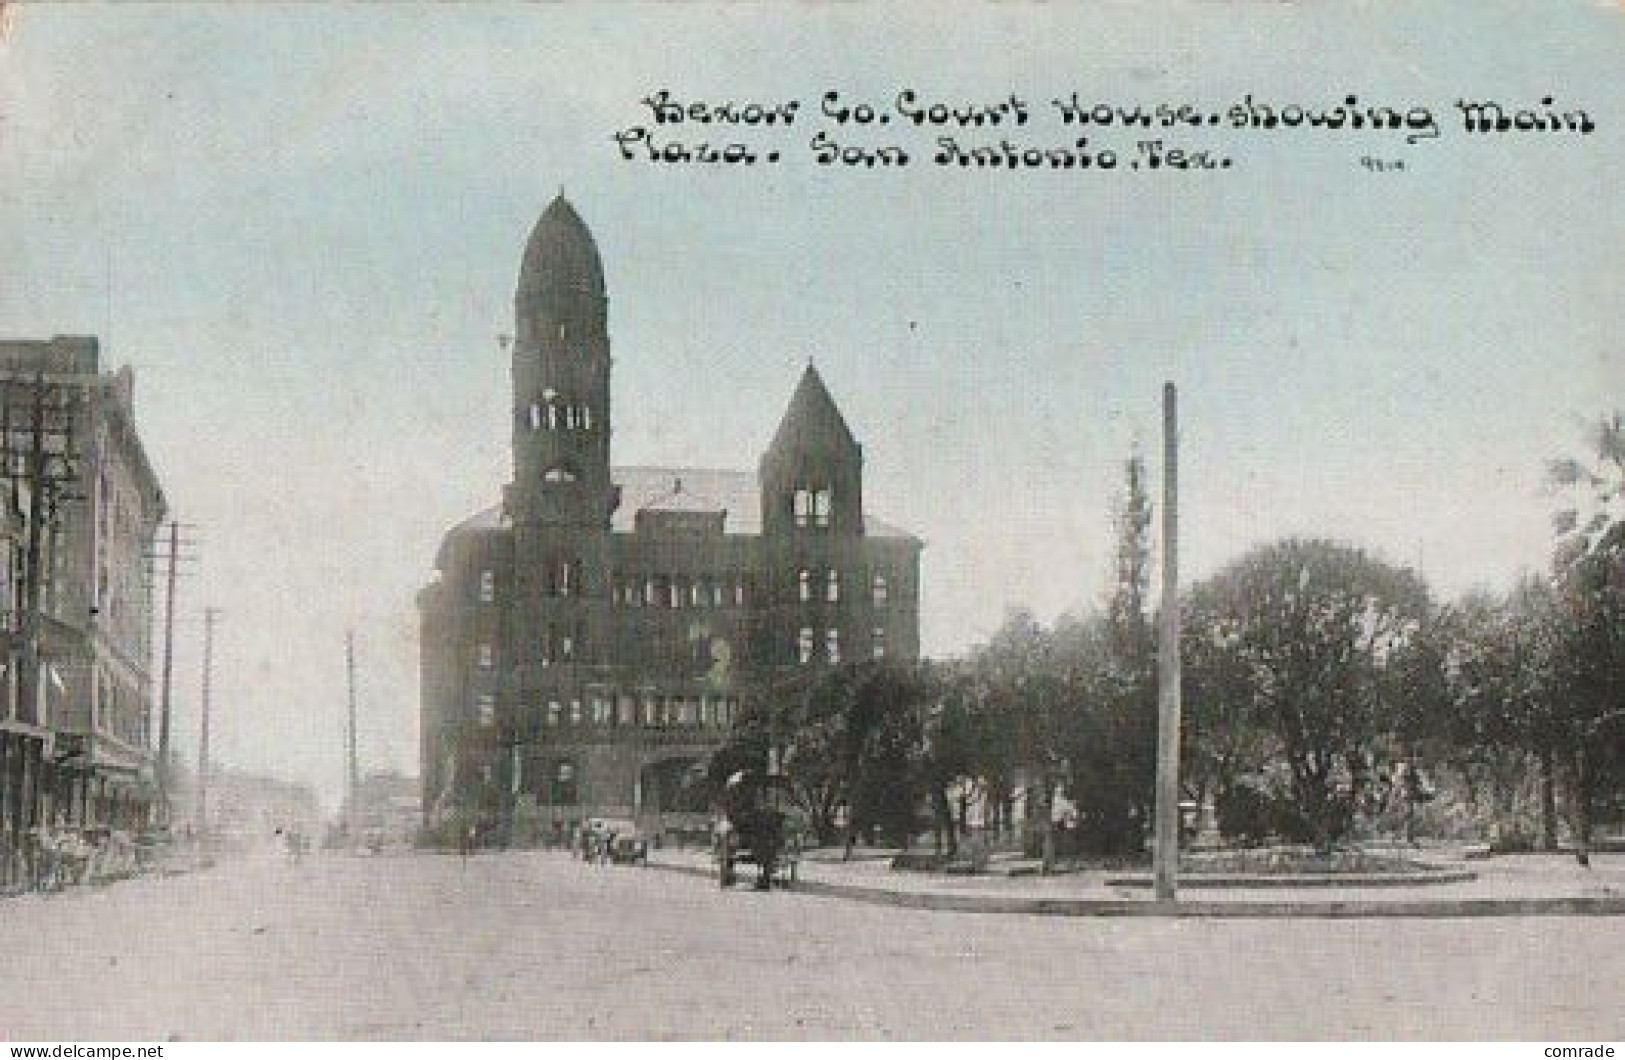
645, 844, 1625, 917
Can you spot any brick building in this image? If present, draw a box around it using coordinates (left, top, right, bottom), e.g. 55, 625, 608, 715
419, 197, 921, 846
0, 336, 167, 885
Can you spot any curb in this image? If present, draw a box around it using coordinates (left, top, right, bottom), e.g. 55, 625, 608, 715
643, 858, 1625, 918
1102, 869, 1480, 889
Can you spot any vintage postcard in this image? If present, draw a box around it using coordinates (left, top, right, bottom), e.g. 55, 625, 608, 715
0, 1, 1620, 1045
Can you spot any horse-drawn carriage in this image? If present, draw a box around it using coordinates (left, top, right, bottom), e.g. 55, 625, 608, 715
715, 770, 802, 890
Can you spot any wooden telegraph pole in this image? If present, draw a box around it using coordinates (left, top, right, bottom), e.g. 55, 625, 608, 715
196, 607, 221, 839
1153, 382, 1183, 905
148, 521, 197, 823
345, 631, 359, 839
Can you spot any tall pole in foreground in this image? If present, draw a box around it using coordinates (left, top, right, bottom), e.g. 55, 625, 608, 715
1153, 382, 1183, 905
345, 630, 359, 837
196, 607, 221, 837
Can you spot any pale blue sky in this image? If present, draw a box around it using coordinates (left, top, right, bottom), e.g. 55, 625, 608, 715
1, 2, 1620, 805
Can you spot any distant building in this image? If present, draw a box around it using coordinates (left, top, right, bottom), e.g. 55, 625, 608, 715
341, 769, 420, 849
419, 197, 922, 846
201, 767, 324, 851
0, 336, 167, 880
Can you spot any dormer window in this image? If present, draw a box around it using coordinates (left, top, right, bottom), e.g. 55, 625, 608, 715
794, 487, 832, 528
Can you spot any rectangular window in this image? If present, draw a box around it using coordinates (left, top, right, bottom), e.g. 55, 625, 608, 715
826, 629, 841, 664
873, 572, 889, 606
793, 488, 812, 528
477, 695, 495, 727
797, 569, 812, 602
561, 635, 574, 661
618, 695, 636, 726
643, 696, 657, 727
478, 644, 493, 668
798, 627, 815, 665
569, 699, 582, 725
547, 701, 561, 727
591, 696, 612, 725
479, 570, 495, 603
873, 627, 886, 659
812, 489, 832, 528
826, 569, 840, 603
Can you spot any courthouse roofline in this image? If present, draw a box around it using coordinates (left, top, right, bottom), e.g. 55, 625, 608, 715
438, 464, 918, 560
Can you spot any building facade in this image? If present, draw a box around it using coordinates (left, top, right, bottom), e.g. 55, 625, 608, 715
420, 197, 922, 846
0, 336, 167, 886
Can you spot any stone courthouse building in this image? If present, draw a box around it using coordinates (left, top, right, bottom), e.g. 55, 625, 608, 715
419, 197, 921, 845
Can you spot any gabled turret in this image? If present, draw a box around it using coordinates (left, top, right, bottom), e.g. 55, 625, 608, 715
759, 363, 864, 538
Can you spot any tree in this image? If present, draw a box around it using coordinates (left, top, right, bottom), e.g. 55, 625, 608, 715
1547, 411, 1625, 863
1182, 539, 1431, 849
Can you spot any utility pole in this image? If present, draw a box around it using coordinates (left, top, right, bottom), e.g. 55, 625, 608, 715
196, 607, 220, 840
1153, 382, 1183, 905
345, 630, 359, 839
147, 521, 197, 824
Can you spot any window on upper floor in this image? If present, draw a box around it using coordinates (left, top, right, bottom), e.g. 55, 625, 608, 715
826, 629, 841, 665
798, 627, 815, 665
478, 644, 493, 668
873, 572, 889, 606
797, 569, 812, 603
793, 488, 812, 528
546, 701, 561, 727
872, 627, 886, 659
479, 570, 495, 603
476, 695, 495, 728
826, 570, 840, 603
811, 488, 832, 528
543, 466, 577, 484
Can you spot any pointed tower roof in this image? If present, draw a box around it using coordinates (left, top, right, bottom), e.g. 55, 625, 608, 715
764, 362, 860, 460
515, 193, 606, 311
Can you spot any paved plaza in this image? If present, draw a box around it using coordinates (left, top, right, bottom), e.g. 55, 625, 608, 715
3, 850, 1622, 1040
